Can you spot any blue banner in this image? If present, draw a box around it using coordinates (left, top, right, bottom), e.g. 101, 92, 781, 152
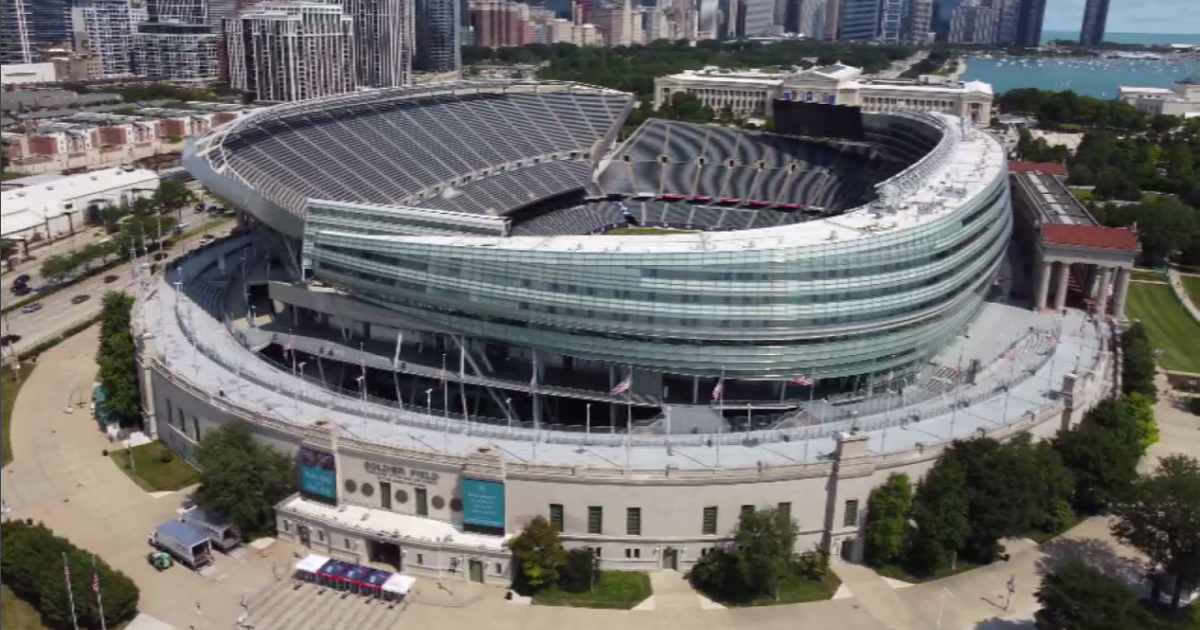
297, 447, 337, 500
461, 478, 505, 529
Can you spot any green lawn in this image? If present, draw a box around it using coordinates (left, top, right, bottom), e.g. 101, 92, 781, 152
603, 227, 695, 235
1068, 187, 1093, 201
1, 584, 48, 630
1, 363, 35, 468
109, 441, 198, 492
736, 573, 842, 607
1182, 275, 1200, 312
1131, 268, 1166, 283
1, 170, 26, 181
1125, 282, 1200, 374
532, 571, 652, 609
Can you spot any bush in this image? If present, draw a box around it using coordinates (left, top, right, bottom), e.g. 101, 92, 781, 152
558, 548, 600, 593
158, 448, 174, 464
1121, 323, 1158, 401
507, 516, 567, 594
0, 520, 139, 629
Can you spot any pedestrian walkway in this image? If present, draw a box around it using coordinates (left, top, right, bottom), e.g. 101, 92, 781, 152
644, 570, 703, 610
831, 563, 921, 630
1167, 268, 1200, 322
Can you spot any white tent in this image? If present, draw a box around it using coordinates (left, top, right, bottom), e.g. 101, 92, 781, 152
293, 554, 330, 575
381, 574, 416, 596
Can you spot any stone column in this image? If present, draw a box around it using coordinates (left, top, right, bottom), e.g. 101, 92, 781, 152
1035, 261, 1052, 311
1112, 267, 1130, 318
1053, 262, 1071, 311
1083, 264, 1098, 300
1097, 266, 1112, 315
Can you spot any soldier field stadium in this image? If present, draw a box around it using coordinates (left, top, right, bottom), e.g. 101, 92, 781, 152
130, 80, 1141, 584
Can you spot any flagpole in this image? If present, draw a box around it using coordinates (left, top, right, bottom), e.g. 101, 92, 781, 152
716, 367, 724, 468
92, 555, 107, 630
63, 553, 79, 630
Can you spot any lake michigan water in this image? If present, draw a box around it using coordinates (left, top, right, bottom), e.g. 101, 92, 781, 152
962, 56, 1200, 98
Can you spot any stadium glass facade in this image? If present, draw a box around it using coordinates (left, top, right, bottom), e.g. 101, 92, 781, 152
187, 80, 1010, 385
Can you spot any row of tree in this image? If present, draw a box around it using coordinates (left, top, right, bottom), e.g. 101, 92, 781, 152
864, 390, 1160, 578
97, 291, 140, 427
464, 40, 912, 98
1067, 121, 1200, 208
997, 88, 1182, 134
1, 520, 140, 629
1121, 323, 1160, 401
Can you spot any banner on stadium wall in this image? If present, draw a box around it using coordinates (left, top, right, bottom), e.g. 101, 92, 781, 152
298, 447, 337, 503
461, 478, 505, 529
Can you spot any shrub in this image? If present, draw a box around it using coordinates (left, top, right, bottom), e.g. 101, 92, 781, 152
0, 520, 139, 629
558, 548, 600, 593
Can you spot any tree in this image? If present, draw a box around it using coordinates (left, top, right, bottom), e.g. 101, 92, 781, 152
1110, 455, 1200, 608
1121, 324, 1160, 400
905, 457, 970, 576
96, 291, 141, 426
1034, 560, 1156, 630
1116, 392, 1159, 450
864, 473, 912, 567
40, 254, 78, 280
1054, 403, 1143, 514
152, 178, 195, 219
192, 422, 296, 538
733, 506, 799, 601
508, 516, 567, 593
558, 548, 600, 593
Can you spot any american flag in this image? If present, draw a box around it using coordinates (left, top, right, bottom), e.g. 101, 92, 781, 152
283, 340, 292, 358
90, 566, 99, 594
790, 374, 813, 386
711, 379, 724, 402
610, 374, 632, 396
63, 557, 70, 580
1001, 348, 1016, 360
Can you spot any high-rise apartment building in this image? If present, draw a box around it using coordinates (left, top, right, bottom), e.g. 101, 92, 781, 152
878, 0, 903, 41
737, 0, 774, 36
836, 0, 880, 40
1, 0, 35, 64
415, 0, 461, 74
1012, 0, 1043, 46
134, 21, 220, 82
469, 0, 533, 47
796, 0, 826, 38
225, 2, 356, 102
591, 0, 639, 45
947, 0, 999, 43
343, 0, 412, 87
904, 0, 932, 42
149, 0, 208, 23
1078, 0, 1107, 45
72, 0, 149, 76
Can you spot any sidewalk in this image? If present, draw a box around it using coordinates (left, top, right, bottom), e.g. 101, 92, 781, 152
1167, 268, 1200, 322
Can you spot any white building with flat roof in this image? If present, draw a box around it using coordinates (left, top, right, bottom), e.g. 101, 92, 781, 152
0, 62, 59, 85
1117, 81, 1200, 118
0, 166, 158, 240
655, 63, 994, 123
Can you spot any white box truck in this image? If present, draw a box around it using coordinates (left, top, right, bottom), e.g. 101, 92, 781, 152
151, 519, 213, 569
181, 506, 242, 552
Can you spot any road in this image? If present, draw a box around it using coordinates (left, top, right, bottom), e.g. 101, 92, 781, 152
1, 218, 235, 358
878, 50, 929, 79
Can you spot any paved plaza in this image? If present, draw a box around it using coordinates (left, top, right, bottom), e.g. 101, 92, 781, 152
2, 324, 1197, 630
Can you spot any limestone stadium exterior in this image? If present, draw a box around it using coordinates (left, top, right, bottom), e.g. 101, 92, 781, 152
135, 80, 1101, 583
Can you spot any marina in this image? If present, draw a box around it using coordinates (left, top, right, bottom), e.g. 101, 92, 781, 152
962, 55, 1200, 97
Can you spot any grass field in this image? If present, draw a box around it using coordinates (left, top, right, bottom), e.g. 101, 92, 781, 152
533, 571, 652, 609
1069, 187, 1094, 201
1125, 282, 1200, 374
1, 363, 36, 468
1131, 268, 1166, 282
1, 584, 47, 630
1182, 275, 1200, 311
109, 441, 199, 492
736, 573, 842, 607
603, 227, 695, 235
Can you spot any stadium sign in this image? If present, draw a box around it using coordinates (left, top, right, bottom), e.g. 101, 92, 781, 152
363, 461, 440, 485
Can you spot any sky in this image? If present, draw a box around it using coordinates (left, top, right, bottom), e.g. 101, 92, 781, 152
1042, 0, 1200, 34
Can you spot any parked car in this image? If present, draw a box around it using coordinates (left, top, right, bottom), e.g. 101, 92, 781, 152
0, 334, 20, 347
11, 284, 31, 296
20, 302, 43, 314
70, 294, 90, 305
15, 274, 31, 284
103, 274, 120, 284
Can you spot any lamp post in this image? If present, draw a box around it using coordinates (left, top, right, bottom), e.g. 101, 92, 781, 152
505, 397, 512, 428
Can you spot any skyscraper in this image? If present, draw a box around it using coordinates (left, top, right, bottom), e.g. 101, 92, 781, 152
836, 0, 881, 40
947, 0, 999, 43
150, 0, 208, 23
1079, 0, 1107, 45
1, 0, 35, 63
72, 0, 149, 76
415, 0, 461, 74
226, 2, 356, 101
31, 0, 72, 46
1012, 0, 1043, 46
344, 0, 413, 87
134, 21, 220, 81
879, 0, 904, 41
